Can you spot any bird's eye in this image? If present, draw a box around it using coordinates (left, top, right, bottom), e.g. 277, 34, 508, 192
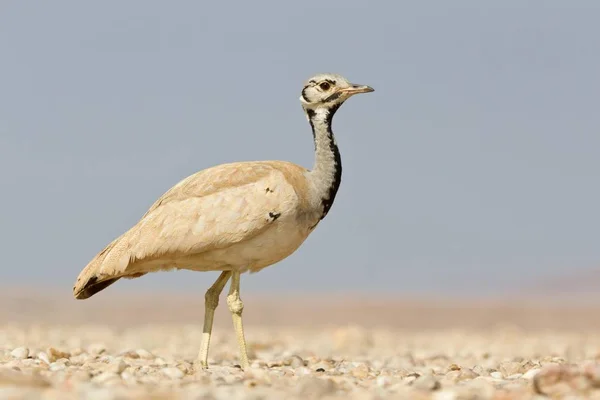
319, 82, 331, 91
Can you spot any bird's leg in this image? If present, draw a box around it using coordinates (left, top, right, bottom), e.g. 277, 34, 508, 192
198, 271, 232, 369
227, 271, 250, 370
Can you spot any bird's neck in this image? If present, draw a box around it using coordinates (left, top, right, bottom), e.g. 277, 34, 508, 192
306, 104, 342, 220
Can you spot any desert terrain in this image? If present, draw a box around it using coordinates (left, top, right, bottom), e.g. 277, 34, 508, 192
1, 288, 600, 399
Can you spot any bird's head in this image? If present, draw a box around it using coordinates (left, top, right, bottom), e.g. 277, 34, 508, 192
300, 73, 374, 111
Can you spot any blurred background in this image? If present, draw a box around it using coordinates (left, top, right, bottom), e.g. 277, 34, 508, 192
1, 1, 600, 322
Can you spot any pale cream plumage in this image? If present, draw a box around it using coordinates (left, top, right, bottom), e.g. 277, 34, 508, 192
73, 73, 374, 369
74, 161, 313, 288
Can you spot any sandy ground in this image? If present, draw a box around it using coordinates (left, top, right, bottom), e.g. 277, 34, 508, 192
2, 289, 600, 399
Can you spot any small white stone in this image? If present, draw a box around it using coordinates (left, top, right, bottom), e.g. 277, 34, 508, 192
376, 375, 392, 387
154, 357, 167, 366
108, 360, 127, 374
37, 351, 50, 364
522, 368, 541, 380
162, 367, 184, 379
49, 362, 66, 372
69, 354, 89, 365
296, 367, 312, 376
10, 347, 29, 359
490, 371, 503, 379
135, 349, 154, 359
121, 371, 136, 383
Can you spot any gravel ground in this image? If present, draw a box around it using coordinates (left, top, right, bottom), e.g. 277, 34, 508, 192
2, 291, 600, 399
3, 325, 600, 399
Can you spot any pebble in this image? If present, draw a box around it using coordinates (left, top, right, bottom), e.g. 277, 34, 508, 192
36, 351, 50, 364
284, 355, 304, 368
176, 363, 190, 375
121, 371, 136, 383
154, 357, 167, 366
522, 368, 540, 380
413, 374, 441, 391
47, 347, 70, 362
313, 361, 332, 372
108, 360, 127, 374
458, 368, 478, 381
119, 350, 140, 359
490, 371, 503, 379
10, 347, 29, 359
162, 367, 185, 379
351, 363, 370, 379
49, 362, 66, 372
498, 361, 521, 377
135, 349, 154, 360
69, 353, 89, 365
376, 375, 391, 387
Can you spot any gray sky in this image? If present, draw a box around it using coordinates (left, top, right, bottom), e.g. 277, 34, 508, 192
1, 1, 600, 297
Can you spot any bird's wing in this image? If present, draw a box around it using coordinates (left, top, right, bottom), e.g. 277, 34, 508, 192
73, 161, 309, 299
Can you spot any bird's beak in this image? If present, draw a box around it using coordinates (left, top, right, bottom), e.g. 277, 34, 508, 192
340, 84, 375, 96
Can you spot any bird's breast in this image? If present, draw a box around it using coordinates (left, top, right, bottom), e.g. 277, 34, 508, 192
185, 212, 311, 273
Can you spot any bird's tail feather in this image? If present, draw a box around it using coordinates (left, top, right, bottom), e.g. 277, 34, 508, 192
73, 235, 127, 299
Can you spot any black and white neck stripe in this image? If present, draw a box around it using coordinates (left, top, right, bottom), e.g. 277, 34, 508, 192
305, 104, 343, 220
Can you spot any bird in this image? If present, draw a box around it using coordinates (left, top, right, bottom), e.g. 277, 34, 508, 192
73, 73, 374, 370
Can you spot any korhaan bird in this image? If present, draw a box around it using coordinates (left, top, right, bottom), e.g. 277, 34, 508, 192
73, 73, 374, 369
